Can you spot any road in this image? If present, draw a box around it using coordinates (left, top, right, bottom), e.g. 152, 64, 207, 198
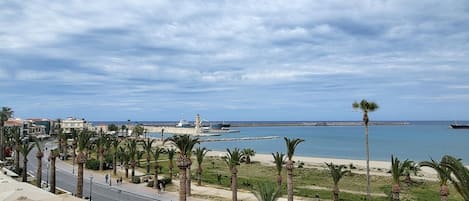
26, 140, 171, 201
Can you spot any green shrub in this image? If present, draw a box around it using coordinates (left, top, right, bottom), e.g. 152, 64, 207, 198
85, 159, 99, 170
131, 176, 141, 184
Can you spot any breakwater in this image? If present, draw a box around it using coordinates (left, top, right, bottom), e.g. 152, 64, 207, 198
201, 136, 280, 142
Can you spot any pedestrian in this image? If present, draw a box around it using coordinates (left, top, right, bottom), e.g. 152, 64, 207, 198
162, 181, 166, 192
314, 193, 320, 201
119, 176, 123, 184
116, 178, 119, 185
156, 181, 161, 194
105, 174, 109, 183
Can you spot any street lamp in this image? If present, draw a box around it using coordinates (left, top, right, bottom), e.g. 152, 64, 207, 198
89, 175, 94, 201
161, 128, 164, 141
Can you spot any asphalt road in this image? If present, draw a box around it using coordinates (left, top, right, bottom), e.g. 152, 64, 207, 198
26, 141, 165, 201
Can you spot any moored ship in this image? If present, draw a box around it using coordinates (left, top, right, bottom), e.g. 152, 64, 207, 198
450, 124, 469, 129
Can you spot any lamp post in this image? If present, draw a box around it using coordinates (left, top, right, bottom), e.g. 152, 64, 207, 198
89, 175, 94, 201
161, 128, 164, 141
144, 129, 147, 139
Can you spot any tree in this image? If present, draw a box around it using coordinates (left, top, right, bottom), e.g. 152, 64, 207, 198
143, 138, 155, 174
49, 148, 59, 193
252, 182, 281, 201
420, 156, 452, 201
164, 135, 199, 201
76, 130, 92, 198
10, 126, 21, 173
352, 99, 379, 201
118, 146, 130, 178
137, 150, 144, 167
194, 147, 208, 186
441, 155, 469, 200
167, 148, 176, 179
242, 148, 255, 164
132, 124, 145, 137
272, 152, 285, 186
57, 128, 67, 158
126, 139, 138, 177
110, 138, 120, 176
390, 155, 412, 201
224, 148, 244, 201
108, 124, 118, 132
0, 106, 13, 160
152, 147, 163, 189
19, 140, 35, 182
96, 135, 107, 171
325, 162, 350, 201
35, 140, 44, 188
284, 137, 304, 201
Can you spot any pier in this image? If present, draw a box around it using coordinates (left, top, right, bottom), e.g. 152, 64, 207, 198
201, 136, 280, 142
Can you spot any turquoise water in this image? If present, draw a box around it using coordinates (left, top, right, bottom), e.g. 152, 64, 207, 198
149, 121, 469, 163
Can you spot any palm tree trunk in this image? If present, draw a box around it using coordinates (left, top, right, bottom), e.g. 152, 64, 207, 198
146, 156, 150, 174
333, 185, 340, 201
15, 148, 20, 173
286, 160, 294, 201
231, 168, 238, 201
169, 163, 173, 179
0, 127, 4, 160
154, 164, 159, 189
125, 164, 129, 178
186, 165, 191, 196
113, 154, 117, 176
36, 155, 43, 188
391, 184, 400, 201
50, 157, 56, 194
197, 166, 202, 186
22, 156, 28, 182
76, 162, 84, 198
277, 174, 282, 186
440, 185, 449, 201
131, 161, 135, 177
365, 121, 371, 201
99, 150, 103, 171
179, 166, 187, 201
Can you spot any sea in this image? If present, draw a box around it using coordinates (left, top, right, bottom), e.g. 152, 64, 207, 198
95, 121, 469, 164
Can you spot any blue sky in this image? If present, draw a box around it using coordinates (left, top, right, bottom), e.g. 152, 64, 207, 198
1, 0, 469, 121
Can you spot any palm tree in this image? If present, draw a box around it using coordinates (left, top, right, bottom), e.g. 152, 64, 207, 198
325, 162, 350, 201
420, 156, 452, 201
152, 147, 163, 189
10, 126, 21, 173
137, 150, 144, 167
284, 137, 304, 201
49, 148, 59, 194
441, 155, 469, 200
76, 130, 92, 198
71, 129, 78, 166
242, 148, 255, 164
35, 140, 44, 188
352, 99, 379, 201
143, 138, 155, 174
272, 152, 285, 187
164, 134, 199, 201
111, 138, 120, 176
167, 148, 176, 179
96, 135, 107, 171
118, 146, 130, 178
126, 139, 138, 177
19, 141, 35, 182
57, 128, 67, 158
252, 182, 281, 201
194, 147, 208, 186
224, 148, 244, 201
390, 155, 412, 201
0, 106, 13, 161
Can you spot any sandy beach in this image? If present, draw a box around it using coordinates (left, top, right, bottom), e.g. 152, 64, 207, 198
206, 150, 440, 181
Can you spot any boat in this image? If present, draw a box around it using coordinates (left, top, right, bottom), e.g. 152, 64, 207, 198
450, 124, 469, 129
176, 119, 194, 128
210, 123, 231, 130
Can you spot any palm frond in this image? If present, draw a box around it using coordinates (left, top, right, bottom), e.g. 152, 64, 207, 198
284, 137, 304, 160
252, 182, 281, 201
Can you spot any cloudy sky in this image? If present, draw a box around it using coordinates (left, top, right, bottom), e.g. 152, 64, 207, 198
1, 0, 469, 121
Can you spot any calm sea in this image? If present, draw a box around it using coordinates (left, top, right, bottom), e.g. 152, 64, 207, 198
144, 121, 469, 163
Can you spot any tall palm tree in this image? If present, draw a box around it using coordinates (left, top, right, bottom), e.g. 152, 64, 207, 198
49, 148, 59, 194
186, 151, 193, 196
19, 141, 35, 182
352, 99, 379, 201
420, 156, 452, 201
76, 130, 92, 198
71, 129, 78, 166
152, 147, 163, 189
10, 126, 21, 173
35, 140, 44, 188
167, 148, 176, 179
119, 146, 130, 178
143, 138, 155, 174
242, 148, 255, 164
224, 148, 244, 201
272, 152, 285, 187
284, 137, 304, 201
57, 128, 67, 158
164, 134, 199, 201
0, 106, 13, 161
126, 139, 138, 177
96, 135, 107, 171
194, 147, 208, 186
137, 150, 144, 167
252, 182, 281, 201
390, 155, 412, 201
441, 155, 469, 200
325, 162, 350, 201
111, 138, 120, 176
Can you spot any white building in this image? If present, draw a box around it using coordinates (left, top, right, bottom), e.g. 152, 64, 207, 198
60, 117, 92, 134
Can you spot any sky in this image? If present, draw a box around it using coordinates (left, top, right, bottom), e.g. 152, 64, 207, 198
1, 0, 469, 121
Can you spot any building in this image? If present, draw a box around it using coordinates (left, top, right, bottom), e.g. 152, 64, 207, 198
28, 118, 53, 135
60, 117, 92, 134
4, 118, 29, 138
